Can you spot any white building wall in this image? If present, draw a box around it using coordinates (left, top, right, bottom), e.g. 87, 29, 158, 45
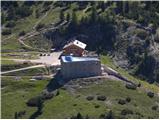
61, 60, 102, 79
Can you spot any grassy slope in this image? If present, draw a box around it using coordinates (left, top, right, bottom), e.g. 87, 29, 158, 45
1, 77, 158, 119
1, 77, 48, 119
1, 2, 159, 119
77, 80, 158, 119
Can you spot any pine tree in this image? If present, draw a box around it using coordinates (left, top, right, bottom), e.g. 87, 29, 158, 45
90, 5, 97, 24
66, 13, 70, 22
60, 10, 64, 22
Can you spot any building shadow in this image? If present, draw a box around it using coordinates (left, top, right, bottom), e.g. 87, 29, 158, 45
45, 70, 71, 93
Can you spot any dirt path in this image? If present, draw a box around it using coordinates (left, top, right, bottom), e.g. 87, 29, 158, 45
18, 20, 67, 51
33, 13, 48, 30
2, 52, 61, 65
1, 64, 45, 75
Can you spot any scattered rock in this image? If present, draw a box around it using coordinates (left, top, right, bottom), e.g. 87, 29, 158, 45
97, 95, 106, 101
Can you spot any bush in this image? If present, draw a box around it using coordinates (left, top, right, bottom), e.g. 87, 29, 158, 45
106, 110, 114, 119
97, 95, 106, 101
125, 83, 137, 90
26, 96, 44, 107
118, 99, 126, 105
35, 23, 45, 31
86, 96, 94, 101
152, 105, 158, 111
135, 29, 148, 39
5, 21, 16, 28
14, 110, 26, 118
19, 31, 26, 36
55, 90, 60, 96
99, 110, 114, 119
16, 5, 32, 18
137, 82, 141, 87
95, 104, 100, 108
121, 109, 133, 115
42, 92, 54, 100
2, 28, 12, 35
126, 97, 131, 102
71, 112, 83, 119
147, 91, 154, 98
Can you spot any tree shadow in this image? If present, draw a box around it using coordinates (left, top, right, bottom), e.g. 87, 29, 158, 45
29, 98, 44, 119
29, 108, 42, 119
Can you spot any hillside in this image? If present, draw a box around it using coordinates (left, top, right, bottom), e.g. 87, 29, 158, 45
1, 1, 159, 119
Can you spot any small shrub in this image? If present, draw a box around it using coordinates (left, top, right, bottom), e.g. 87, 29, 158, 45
26, 96, 43, 107
85, 115, 89, 119
99, 113, 105, 119
152, 105, 158, 111
42, 92, 54, 100
97, 95, 106, 101
95, 104, 100, 108
73, 103, 77, 106
126, 97, 131, 102
147, 91, 154, 98
35, 23, 45, 31
118, 99, 126, 105
106, 110, 114, 119
56, 90, 60, 96
71, 112, 83, 119
5, 21, 16, 28
121, 109, 133, 115
99, 110, 114, 119
14, 112, 18, 119
17, 110, 26, 118
135, 29, 148, 39
125, 83, 137, 90
19, 31, 26, 36
137, 83, 141, 87
2, 28, 12, 35
86, 96, 94, 101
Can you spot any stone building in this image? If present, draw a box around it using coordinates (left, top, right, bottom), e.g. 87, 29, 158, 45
61, 56, 102, 79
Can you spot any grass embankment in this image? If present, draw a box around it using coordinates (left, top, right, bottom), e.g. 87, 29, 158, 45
100, 55, 158, 93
